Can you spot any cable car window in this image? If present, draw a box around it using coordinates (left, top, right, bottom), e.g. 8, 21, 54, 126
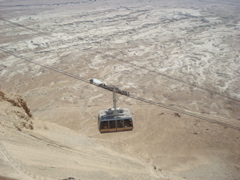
124, 119, 133, 127
117, 120, 124, 128
109, 121, 116, 129
100, 121, 108, 129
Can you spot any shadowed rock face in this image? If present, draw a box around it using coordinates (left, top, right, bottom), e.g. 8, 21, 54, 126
0, 91, 32, 118
0, 90, 33, 130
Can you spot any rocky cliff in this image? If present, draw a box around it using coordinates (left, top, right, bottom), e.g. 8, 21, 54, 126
0, 90, 33, 131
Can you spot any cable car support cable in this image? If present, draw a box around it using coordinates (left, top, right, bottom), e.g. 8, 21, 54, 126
1, 47, 240, 131
0, 17, 239, 104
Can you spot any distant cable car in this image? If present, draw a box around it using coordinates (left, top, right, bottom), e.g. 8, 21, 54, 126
90, 78, 133, 133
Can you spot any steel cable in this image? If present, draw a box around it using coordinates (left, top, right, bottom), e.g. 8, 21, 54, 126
0, 18, 239, 103
1, 47, 239, 131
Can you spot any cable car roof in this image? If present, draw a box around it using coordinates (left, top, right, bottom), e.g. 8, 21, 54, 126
99, 108, 132, 121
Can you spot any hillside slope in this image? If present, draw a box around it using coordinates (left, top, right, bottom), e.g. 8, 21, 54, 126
0, 91, 167, 180
0, 0, 240, 180
0, 91, 239, 180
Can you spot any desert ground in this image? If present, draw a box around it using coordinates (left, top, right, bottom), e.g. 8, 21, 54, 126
0, 0, 240, 180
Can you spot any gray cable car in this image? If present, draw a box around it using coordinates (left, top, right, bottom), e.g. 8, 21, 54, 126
98, 108, 133, 133
90, 78, 133, 133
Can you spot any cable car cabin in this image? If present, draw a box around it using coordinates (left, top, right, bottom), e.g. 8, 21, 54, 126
91, 78, 133, 133
98, 108, 133, 133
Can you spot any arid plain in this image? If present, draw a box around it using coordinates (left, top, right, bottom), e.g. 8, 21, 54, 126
0, 0, 240, 180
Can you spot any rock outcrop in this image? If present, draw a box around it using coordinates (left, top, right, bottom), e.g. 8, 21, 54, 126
0, 90, 33, 131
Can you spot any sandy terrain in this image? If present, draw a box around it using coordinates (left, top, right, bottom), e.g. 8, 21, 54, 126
1, 91, 163, 180
0, 0, 240, 180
